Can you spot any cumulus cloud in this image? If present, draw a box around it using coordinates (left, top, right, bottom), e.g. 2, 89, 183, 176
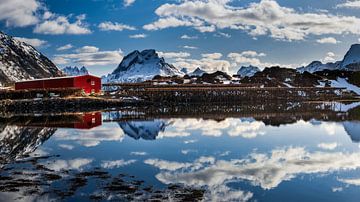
98, 21, 136, 31
34, 13, 91, 35
202, 53, 223, 60
76, 45, 99, 53
227, 50, 279, 69
54, 46, 123, 66
157, 51, 191, 59
101, 159, 136, 169
0, 0, 40, 27
214, 32, 231, 38
13, 37, 47, 47
317, 142, 339, 150
316, 37, 340, 44
144, 0, 360, 41
183, 45, 198, 49
181, 34, 198, 39
337, 0, 360, 9
173, 54, 231, 73
57, 44, 73, 51
323, 52, 337, 63
129, 33, 147, 38
124, 0, 136, 7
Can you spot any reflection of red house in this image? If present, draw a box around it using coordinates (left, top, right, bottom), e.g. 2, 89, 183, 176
74, 112, 102, 129
15, 75, 101, 94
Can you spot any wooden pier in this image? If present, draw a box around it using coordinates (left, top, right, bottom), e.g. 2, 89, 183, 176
103, 83, 350, 103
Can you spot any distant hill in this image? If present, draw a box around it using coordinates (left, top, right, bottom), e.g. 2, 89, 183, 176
0, 31, 63, 87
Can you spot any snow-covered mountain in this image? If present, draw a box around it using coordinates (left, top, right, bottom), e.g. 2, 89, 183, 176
298, 44, 360, 73
341, 44, 360, 71
103, 49, 183, 83
189, 67, 206, 76
62, 66, 89, 76
297, 61, 340, 73
237, 65, 260, 77
0, 31, 63, 86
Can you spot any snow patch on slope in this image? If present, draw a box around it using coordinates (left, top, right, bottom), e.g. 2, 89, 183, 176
330, 78, 360, 95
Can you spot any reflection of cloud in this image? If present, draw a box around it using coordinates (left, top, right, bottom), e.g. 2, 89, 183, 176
317, 142, 338, 150
145, 159, 192, 171
148, 147, 360, 191
101, 159, 136, 169
43, 158, 92, 171
339, 178, 360, 186
184, 139, 198, 144
58, 144, 74, 150
332, 187, 343, 192
54, 124, 124, 147
164, 118, 265, 138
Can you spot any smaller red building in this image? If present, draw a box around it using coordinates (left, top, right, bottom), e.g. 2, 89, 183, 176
15, 75, 101, 94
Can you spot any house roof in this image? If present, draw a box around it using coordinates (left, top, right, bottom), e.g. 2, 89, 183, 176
15, 75, 100, 83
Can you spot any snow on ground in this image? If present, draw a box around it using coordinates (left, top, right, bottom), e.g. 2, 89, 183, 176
330, 78, 360, 95
333, 102, 360, 112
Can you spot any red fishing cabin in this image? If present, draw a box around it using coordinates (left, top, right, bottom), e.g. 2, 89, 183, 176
14, 75, 101, 94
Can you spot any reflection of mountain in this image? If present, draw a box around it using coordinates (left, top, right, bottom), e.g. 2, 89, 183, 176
118, 120, 167, 140
0, 125, 56, 163
343, 121, 360, 142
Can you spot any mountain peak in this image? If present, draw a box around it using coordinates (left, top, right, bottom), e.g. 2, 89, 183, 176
103, 49, 183, 83
341, 44, 360, 70
237, 65, 260, 77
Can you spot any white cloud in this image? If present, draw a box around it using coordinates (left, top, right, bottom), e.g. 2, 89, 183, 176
214, 32, 231, 38
183, 45, 198, 49
184, 139, 198, 144
173, 56, 231, 73
145, 0, 360, 41
181, 34, 198, 39
13, 37, 47, 48
157, 51, 191, 59
124, 0, 136, 7
76, 45, 99, 53
57, 44, 73, 51
0, 0, 40, 27
98, 21, 136, 31
34, 14, 91, 35
317, 142, 339, 150
129, 33, 147, 38
316, 37, 340, 44
54, 46, 123, 66
202, 53, 223, 59
227, 50, 278, 69
130, 151, 148, 156
101, 159, 136, 169
337, 1, 360, 9
323, 52, 337, 63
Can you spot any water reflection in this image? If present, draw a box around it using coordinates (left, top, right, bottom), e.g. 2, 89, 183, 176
0, 101, 360, 201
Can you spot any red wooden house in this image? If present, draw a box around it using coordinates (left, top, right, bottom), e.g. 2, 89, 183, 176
15, 75, 101, 94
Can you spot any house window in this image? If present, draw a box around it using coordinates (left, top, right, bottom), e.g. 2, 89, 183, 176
92, 118, 96, 124
91, 80, 95, 86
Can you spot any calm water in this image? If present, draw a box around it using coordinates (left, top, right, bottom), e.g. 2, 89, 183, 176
1, 102, 360, 201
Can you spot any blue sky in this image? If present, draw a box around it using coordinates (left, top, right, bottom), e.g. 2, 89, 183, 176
1, 0, 360, 76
